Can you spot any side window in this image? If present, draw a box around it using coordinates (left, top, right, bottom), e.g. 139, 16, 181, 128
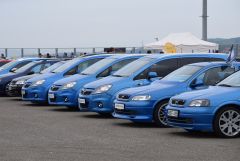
42, 63, 52, 70
30, 64, 42, 73
205, 58, 225, 62
134, 59, 178, 80
12, 61, 31, 70
178, 58, 206, 67
64, 66, 78, 76
78, 58, 103, 73
191, 66, 235, 86
97, 58, 137, 78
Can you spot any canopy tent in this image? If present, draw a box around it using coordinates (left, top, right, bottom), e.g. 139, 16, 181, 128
144, 32, 218, 53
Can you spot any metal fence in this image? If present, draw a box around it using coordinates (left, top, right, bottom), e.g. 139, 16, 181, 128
0, 44, 239, 59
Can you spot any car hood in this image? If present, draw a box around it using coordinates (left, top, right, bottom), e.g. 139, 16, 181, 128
173, 86, 240, 103
53, 74, 91, 85
84, 76, 126, 89
26, 73, 56, 83
13, 74, 40, 82
119, 81, 182, 96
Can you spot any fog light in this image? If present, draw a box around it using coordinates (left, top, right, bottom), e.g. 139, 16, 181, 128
64, 97, 68, 102
97, 102, 103, 108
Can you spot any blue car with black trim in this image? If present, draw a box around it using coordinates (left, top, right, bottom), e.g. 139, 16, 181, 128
48, 54, 145, 109
166, 68, 240, 138
0, 58, 46, 75
22, 54, 110, 104
0, 59, 59, 95
113, 61, 240, 126
78, 53, 227, 115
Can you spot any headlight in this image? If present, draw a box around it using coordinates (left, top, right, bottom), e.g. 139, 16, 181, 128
32, 80, 45, 87
132, 95, 151, 101
62, 82, 76, 90
16, 80, 26, 85
189, 99, 210, 107
93, 84, 112, 94
0, 79, 1, 83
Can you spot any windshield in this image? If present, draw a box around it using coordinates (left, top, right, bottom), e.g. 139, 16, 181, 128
52, 58, 81, 73
40, 62, 64, 74
0, 60, 17, 70
14, 62, 38, 73
218, 71, 240, 87
113, 57, 153, 77
162, 65, 203, 82
81, 58, 116, 75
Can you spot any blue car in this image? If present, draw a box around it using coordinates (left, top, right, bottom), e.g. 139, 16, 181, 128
7, 61, 66, 97
22, 54, 110, 104
78, 53, 227, 115
0, 58, 45, 75
48, 54, 145, 108
113, 61, 240, 126
166, 69, 240, 138
0, 59, 59, 95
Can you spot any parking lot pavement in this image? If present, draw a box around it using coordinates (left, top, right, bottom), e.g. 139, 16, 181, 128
0, 97, 239, 161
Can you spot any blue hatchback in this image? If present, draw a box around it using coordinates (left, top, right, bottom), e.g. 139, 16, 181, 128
113, 62, 240, 126
78, 53, 227, 115
48, 54, 145, 108
166, 69, 240, 138
0, 58, 45, 75
22, 55, 110, 103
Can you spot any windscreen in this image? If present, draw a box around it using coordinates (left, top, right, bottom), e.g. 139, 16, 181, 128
113, 57, 153, 77
0, 60, 17, 70
52, 58, 81, 73
40, 62, 65, 74
162, 65, 203, 82
218, 71, 240, 87
81, 58, 116, 75
14, 62, 38, 73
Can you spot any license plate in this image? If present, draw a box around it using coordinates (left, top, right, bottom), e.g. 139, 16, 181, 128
168, 110, 179, 118
21, 90, 26, 95
78, 98, 86, 104
115, 103, 125, 110
48, 93, 55, 99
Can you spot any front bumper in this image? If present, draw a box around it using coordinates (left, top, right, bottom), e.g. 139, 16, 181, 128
48, 89, 78, 107
112, 100, 155, 122
78, 93, 114, 113
7, 84, 23, 96
22, 86, 49, 102
166, 105, 215, 132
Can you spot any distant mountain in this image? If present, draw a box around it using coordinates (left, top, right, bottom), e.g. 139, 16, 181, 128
208, 37, 240, 45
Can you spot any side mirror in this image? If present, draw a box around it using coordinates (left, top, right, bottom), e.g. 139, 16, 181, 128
148, 72, 158, 80
27, 71, 35, 75
190, 82, 204, 88
10, 68, 17, 72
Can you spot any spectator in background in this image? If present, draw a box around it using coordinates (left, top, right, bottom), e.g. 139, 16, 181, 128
46, 53, 52, 58
38, 53, 43, 58
1, 53, 6, 59
64, 52, 68, 58
160, 51, 164, 54
147, 50, 152, 54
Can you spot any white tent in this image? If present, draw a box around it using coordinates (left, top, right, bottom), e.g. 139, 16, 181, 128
144, 32, 218, 53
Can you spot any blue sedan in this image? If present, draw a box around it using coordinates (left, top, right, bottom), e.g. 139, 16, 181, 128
166, 69, 240, 138
113, 62, 240, 126
22, 54, 110, 104
48, 54, 145, 108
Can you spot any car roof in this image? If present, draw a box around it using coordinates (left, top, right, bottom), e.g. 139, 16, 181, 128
187, 61, 240, 67
143, 53, 227, 59
105, 54, 147, 59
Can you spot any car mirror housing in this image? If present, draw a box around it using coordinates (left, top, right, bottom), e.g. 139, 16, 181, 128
148, 72, 158, 80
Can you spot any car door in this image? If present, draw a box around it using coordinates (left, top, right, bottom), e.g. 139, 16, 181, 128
133, 58, 178, 86
188, 65, 236, 91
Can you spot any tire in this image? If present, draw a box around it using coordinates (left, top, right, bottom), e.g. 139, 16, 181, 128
153, 100, 169, 127
213, 107, 240, 138
4, 82, 11, 96
98, 112, 113, 117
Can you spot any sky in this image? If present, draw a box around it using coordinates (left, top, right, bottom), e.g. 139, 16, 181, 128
0, 0, 239, 48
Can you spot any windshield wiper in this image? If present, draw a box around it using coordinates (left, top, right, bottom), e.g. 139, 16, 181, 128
80, 73, 88, 75
218, 84, 232, 87
113, 74, 123, 77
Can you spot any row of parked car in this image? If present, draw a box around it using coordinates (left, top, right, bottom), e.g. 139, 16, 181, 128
0, 53, 239, 138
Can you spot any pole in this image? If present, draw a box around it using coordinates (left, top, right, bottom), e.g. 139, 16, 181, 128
202, 0, 208, 41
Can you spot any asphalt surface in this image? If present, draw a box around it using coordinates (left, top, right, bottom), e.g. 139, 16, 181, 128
0, 97, 239, 161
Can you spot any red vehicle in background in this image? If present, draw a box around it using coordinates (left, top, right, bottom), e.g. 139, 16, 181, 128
0, 59, 12, 67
